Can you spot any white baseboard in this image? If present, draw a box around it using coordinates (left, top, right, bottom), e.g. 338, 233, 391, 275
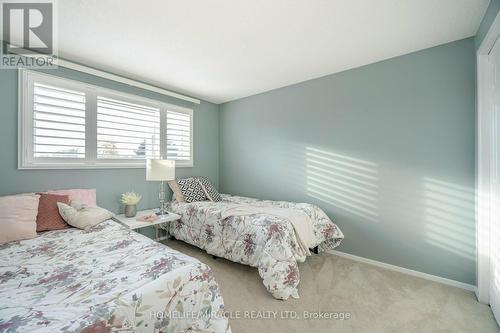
328, 250, 477, 292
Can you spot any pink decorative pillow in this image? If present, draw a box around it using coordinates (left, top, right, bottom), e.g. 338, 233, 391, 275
48, 189, 96, 207
36, 193, 70, 232
0, 194, 39, 244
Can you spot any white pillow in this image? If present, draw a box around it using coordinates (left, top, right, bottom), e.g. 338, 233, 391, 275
57, 202, 114, 230
0, 194, 39, 244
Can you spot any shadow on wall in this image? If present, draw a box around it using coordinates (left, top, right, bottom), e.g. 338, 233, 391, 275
287, 144, 476, 282
305, 147, 379, 223
422, 177, 475, 262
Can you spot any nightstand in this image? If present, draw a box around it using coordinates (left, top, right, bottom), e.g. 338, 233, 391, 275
113, 209, 180, 241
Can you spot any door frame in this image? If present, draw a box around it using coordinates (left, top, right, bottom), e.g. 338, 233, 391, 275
477, 11, 500, 304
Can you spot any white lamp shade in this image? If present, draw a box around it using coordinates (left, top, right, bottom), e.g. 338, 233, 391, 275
146, 159, 175, 181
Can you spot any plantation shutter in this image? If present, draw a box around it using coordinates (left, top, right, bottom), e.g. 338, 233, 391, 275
21, 70, 194, 169
96, 96, 161, 159
33, 82, 86, 159
166, 109, 192, 161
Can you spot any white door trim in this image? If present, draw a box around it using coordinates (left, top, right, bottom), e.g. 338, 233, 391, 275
476, 11, 500, 304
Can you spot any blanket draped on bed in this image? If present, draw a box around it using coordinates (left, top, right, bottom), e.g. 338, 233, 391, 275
167, 194, 344, 300
221, 204, 316, 256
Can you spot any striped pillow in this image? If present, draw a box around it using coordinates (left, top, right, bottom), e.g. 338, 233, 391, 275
176, 177, 207, 203
197, 177, 221, 202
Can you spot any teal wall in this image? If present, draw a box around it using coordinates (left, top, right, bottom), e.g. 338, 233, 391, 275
0, 28, 483, 284
0, 67, 219, 214
219, 38, 476, 285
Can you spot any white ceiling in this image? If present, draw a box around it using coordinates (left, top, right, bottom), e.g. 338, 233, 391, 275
58, 0, 490, 104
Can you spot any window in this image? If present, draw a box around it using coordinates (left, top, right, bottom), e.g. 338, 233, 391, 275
33, 82, 86, 159
96, 96, 161, 160
166, 110, 192, 161
19, 70, 194, 169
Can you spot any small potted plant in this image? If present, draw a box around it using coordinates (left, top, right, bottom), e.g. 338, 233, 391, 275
121, 192, 142, 217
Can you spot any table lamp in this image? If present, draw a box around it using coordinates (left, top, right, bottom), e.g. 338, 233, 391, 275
146, 159, 175, 216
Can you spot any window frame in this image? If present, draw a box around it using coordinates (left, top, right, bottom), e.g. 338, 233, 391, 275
18, 69, 194, 169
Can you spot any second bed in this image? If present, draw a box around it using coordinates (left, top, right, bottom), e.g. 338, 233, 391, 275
166, 194, 344, 300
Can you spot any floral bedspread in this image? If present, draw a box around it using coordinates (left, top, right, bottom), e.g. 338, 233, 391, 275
0, 220, 231, 333
166, 194, 344, 300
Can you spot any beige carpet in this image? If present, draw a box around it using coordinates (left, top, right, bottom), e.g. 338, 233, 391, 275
165, 239, 499, 333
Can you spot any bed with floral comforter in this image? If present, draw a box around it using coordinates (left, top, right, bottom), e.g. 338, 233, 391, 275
0, 220, 231, 333
166, 194, 344, 300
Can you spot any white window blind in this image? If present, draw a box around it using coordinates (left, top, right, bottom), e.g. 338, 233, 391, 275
33, 82, 86, 159
97, 96, 161, 160
20, 70, 194, 169
166, 110, 192, 161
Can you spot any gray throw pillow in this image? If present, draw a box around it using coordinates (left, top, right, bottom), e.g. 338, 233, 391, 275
57, 202, 114, 230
